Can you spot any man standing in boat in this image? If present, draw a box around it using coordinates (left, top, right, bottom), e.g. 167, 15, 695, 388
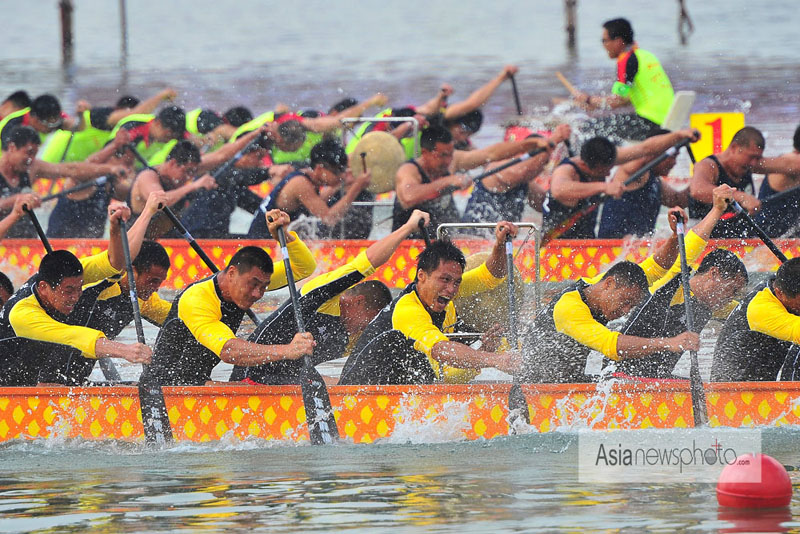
689, 126, 800, 238
232, 209, 430, 385
543, 128, 700, 240
0, 202, 152, 386
339, 221, 522, 385
142, 210, 318, 386
572, 18, 674, 142
711, 258, 800, 382
392, 126, 553, 236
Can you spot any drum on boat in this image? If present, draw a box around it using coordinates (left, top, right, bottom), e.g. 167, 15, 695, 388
349, 131, 406, 194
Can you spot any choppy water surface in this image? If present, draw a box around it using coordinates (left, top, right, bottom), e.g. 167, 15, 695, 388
3, 1, 800, 532
2, 429, 800, 533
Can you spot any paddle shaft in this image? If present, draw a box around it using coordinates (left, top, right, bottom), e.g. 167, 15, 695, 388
505, 234, 530, 426
555, 71, 580, 97
625, 139, 691, 185
274, 223, 338, 445
22, 206, 52, 253
676, 221, 708, 426
41, 176, 108, 202
509, 74, 523, 116
119, 218, 173, 444
161, 205, 260, 325
418, 218, 431, 248
473, 148, 547, 184
730, 201, 788, 263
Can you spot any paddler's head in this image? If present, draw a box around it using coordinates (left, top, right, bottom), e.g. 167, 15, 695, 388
0, 272, 13, 306
444, 109, 483, 148
1, 126, 40, 172
151, 106, 187, 142
0, 90, 31, 118
580, 136, 617, 179
309, 139, 348, 186
161, 141, 201, 187
591, 261, 649, 320
419, 125, 454, 177
774, 258, 800, 314
339, 281, 393, 336
37, 250, 84, 316
690, 249, 748, 311
29, 94, 64, 133
725, 127, 765, 177
415, 239, 466, 314
222, 246, 274, 310
131, 241, 170, 301
601, 18, 634, 59
274, 119, 306, 152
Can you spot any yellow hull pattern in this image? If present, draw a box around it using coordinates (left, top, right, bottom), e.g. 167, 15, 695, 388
0, 382, 798, 443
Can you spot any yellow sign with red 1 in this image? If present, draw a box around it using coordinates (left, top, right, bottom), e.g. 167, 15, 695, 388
689, 112, 746, 163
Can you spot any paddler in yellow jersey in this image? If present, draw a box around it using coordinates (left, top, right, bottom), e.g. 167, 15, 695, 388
573, 18, 674, 142
0, 201, 152, 386
339, 221, 523, 386
142, 210, 318, 386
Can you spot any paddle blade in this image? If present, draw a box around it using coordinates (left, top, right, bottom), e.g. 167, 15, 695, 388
139, 378, 173, 445
301, 366, 339, 445
508, 383, 530, 432
689, 353, 708, 426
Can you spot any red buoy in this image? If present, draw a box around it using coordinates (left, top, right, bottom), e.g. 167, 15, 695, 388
717, 453, 792, 508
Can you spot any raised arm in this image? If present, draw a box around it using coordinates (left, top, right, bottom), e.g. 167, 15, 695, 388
394, 163, 471, 210
0, 194, 38, 239
196, 127, 263, 174
30, 158, 129, 183
126, 191, 169, 260
106, 88, 176, 127
616, 129, 700, 164
444, 65, 518, 119
550, 164, 611, 205
483, 221, 519, 278
333, 93, 388, 119
415, 85, 451, 116
366, 210, 430, 266
106, 200, 132, 272
453, 136, 550, 171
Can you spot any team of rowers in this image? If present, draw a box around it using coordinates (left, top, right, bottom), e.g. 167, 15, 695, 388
1, 15, 800, 388
0, 182, 798, 388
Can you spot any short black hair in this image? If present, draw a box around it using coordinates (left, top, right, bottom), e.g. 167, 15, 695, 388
4, 125, 41, 150
166, 140, 201, 165
696, 248, 748, 283
580, 136, 617, 168
346, 280, 392, 311
417, 239, 466, 276
132, 240, 170, 273
776, 258, 800, 298
195, 109, 223, 134
4, 90, 31, 108
730, 126, 765, 150
310, 139, 348, 172
445, 109, 483, 134
115, 95, 140, 109
227, 246, 274, 274
603, 18, 634, 45
223, 106, 253, 127
420, 125, 453, 151
605, 260, 649, 293
329, 98, 358, 115
39, 250, 83, 288
156, 105, 186, 138
30, 94, 62, 122
793, 124, 800, 152
0, 271, 13, 297
277, 119, 306, 146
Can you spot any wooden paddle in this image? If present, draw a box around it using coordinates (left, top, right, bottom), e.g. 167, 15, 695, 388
729, 201, 789, 263
119, 217, 173, 444
555, 71, 580, 98
160, 205, 260, 325
418, 218, 432, 247
505, 234, 530, 428
273, 221, 339, 445
676, 219, 708, 426
509, 74, 523, 116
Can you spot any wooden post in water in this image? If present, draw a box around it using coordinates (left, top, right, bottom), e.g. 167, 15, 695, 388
564, 0, 577, 51
59, 0, 74, 67
119, 0, 129, 71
